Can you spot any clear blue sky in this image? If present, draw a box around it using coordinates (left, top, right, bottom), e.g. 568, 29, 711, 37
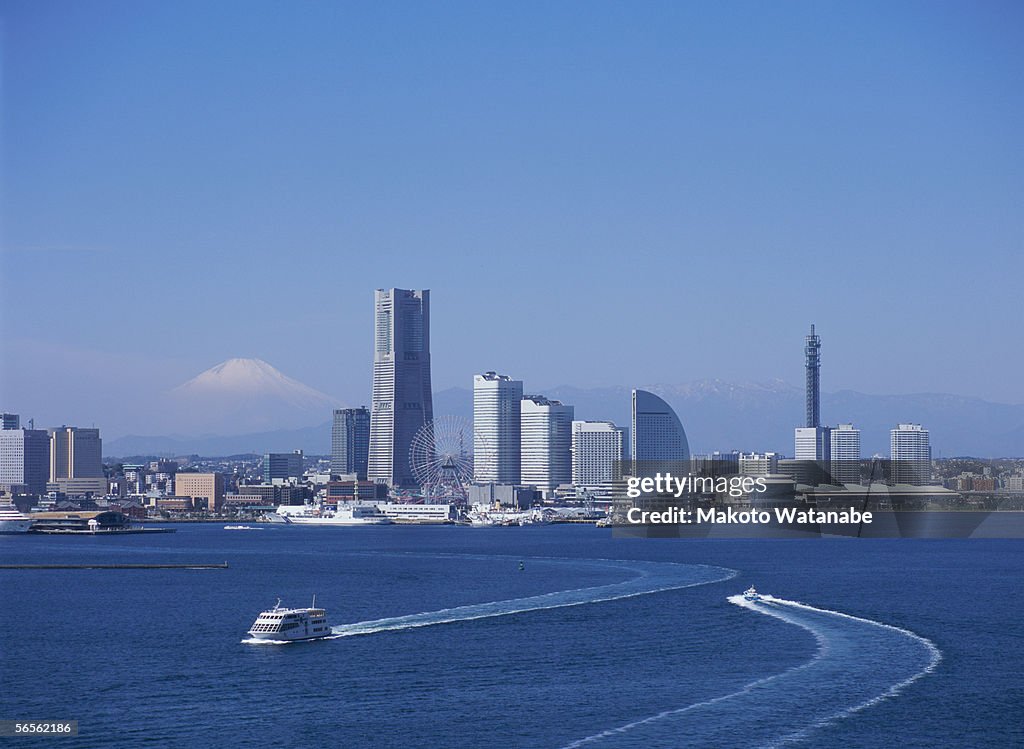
2, 1, 1022, 435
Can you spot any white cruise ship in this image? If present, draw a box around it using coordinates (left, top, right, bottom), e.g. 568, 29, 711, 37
276, 503, 392, 526
247, 598, 331, 642
0, 504, 33, 534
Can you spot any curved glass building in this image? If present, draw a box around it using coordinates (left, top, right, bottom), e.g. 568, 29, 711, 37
631, 389, 690, 464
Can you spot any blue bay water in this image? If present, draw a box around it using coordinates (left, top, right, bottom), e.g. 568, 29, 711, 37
1, 526, 1020, 748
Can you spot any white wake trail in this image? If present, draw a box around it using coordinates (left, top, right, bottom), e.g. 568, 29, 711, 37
738, 595, 942, 748
563, 594, 940, 749
329, 558, 736, 638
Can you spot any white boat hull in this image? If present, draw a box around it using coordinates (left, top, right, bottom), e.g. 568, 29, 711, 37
0, 519, 33, 534
285, 516, 391, 526
246, 630, 333, 642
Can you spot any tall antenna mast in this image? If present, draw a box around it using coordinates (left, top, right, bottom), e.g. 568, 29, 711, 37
804, 324, 821, 428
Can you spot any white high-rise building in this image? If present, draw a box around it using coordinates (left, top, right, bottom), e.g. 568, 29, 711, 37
830, 423, 861, 485
521, 395, 573, 494
0, 416, 49, 496
891, 424, 931, 485
794, 426, 831, 462
571, 421, 625, 491
473, 372, 522, 484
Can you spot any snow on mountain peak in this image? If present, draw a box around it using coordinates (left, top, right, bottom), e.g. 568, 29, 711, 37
171, 358, 339, 410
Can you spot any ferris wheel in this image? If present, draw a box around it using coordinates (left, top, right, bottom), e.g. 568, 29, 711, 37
409, 415, 489, 504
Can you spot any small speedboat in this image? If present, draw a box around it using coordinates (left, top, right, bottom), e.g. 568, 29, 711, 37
743, 586, 762, 602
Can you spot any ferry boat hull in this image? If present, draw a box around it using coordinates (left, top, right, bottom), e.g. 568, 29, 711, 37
284, 514, 391, 526
276, 505, 392, 526
246, 599, 332, 642
0, 506, 34, 534
0, 518, 34, 534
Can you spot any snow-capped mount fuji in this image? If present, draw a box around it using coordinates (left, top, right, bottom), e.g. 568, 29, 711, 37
164, 358, 341, 435
173, 358, 337, 408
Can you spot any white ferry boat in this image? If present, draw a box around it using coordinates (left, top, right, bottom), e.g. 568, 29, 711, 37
276, 503, 392, 526
743, 586, 763, 602
0, 504, 33, 534
247, 597, 331, 642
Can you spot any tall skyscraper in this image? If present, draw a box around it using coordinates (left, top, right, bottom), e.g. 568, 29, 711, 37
263, 450, 303, 483
795, 325, 830, 462
368, 288, 433, 488
332, 407, 370, 479
49, 427, 103, 481
521, 395, 573, 494
891, 424, 931, 485
571, 420, 625, 491
473, 372, 522, 484
631, 389, 689, 464
830, 423, 862, 485
0, 415, 49, 495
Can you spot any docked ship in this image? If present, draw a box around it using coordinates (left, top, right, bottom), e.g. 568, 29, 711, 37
247, 597, 331, 642
0, 504, 33, 534
276, 503, 392, 526
466, 506, 549, 527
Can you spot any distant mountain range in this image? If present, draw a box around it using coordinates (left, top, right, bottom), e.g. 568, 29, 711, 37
106, 377, 1024, 458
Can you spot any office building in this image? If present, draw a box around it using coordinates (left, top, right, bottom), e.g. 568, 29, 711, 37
521, 395, 573, 494
0, 417, 50, 495
738, 452, 780, 477
830, 423, 862, 485
631, 389, 690, 467
891, 424, 932, 485
571, 420, 625, 490
175, 472, 225, 512
691, 451, 740, 477
263, 450, 304, 483
368, 289, 433, 488
331, 407, 370, 479
473, 372, 522, 484
1, 413, 20, 430
467, 483, 541, 510
325, 480, 389, 503
795, 427, 831, 462
49, 427, 103, 481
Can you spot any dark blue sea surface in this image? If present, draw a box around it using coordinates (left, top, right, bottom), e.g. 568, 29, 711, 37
1, 526, 1020, 748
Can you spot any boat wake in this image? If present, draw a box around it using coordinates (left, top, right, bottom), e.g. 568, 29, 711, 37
562, 594, 941, 748
327, 557, 736, 639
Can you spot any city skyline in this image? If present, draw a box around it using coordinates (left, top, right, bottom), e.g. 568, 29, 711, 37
3, 2, 1023, 436
2, 6, 1021, 748
1, 296, 1020, 459
4, 319, 1023, 448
